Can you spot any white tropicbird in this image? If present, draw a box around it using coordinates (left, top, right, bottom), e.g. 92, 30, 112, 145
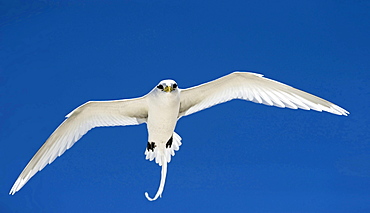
9, 72, 349, 201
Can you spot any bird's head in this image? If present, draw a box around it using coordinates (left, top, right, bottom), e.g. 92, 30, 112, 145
156, 80, 178, 93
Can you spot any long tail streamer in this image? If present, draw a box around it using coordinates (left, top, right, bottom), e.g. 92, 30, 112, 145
145, 154, 167, 201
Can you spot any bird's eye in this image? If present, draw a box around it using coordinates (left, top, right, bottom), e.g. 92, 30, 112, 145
157, 85, 164, 90
173, 84, 177, 89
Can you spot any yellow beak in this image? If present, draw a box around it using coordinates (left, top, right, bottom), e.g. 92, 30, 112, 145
163, 86, 173, 92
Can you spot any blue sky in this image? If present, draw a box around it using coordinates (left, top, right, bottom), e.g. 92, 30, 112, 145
1, 0, 369, 212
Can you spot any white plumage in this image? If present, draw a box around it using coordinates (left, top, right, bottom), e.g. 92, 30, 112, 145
9, 72, 349, 201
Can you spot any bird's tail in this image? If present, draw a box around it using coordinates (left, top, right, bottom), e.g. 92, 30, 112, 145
144, 132, 182, 201
144, 132, 182, 166
144, 155, 167, 201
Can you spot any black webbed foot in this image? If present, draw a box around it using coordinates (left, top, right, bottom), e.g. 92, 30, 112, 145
166, 136, 173, 148
147, 142, 156, 151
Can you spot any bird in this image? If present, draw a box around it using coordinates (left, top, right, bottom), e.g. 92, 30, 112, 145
9, 72, 349, 201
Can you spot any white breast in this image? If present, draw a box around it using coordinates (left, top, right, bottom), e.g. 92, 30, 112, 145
146, 89, 180, 143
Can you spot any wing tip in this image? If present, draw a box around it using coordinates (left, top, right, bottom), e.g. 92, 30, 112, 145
9, 187, 18, 195
9, 178, 21, 195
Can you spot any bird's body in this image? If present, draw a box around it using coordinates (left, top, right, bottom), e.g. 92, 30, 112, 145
9, 72, 349, 201
147, 81, 180, 144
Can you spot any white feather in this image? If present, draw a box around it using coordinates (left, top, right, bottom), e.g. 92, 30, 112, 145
9, 98, 148, 195
179, 72, 349, 117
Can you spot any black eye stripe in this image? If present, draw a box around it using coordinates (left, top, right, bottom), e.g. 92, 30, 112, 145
157, 85, 164, 90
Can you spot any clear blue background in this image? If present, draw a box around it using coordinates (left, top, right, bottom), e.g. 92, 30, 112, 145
1, 0, 369, 212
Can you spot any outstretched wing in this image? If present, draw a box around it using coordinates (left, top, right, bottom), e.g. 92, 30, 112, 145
179, 72, 349, 117
10, 97, 148, 195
